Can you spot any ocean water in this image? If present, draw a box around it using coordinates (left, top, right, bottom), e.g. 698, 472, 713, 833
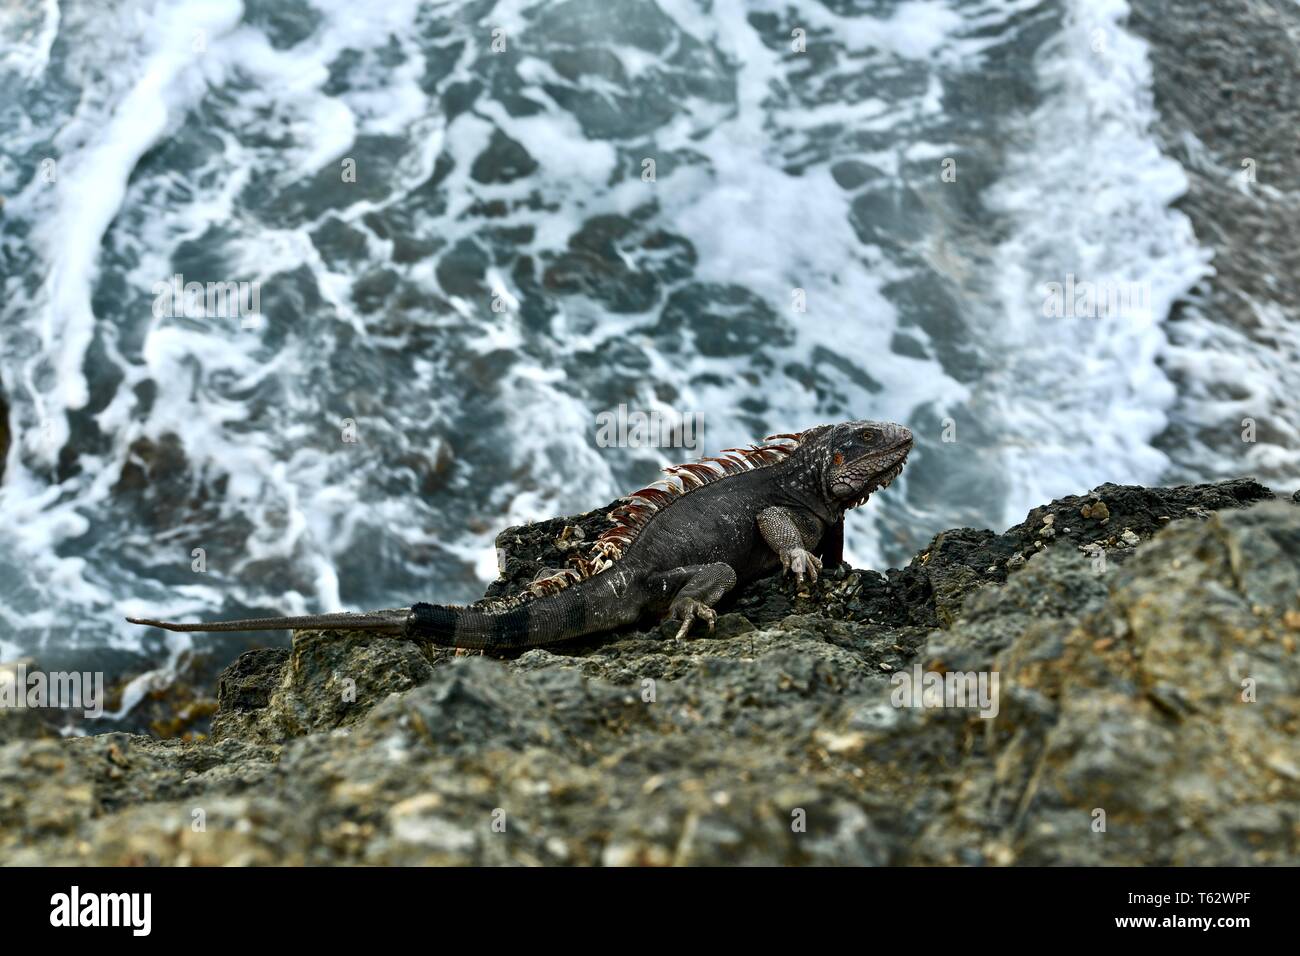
0, 0, 1276, 695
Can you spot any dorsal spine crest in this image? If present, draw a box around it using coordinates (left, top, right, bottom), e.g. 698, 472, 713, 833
523, 431, 806, 598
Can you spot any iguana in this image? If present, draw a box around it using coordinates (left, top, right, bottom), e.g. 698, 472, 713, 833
128, 420, 912, 649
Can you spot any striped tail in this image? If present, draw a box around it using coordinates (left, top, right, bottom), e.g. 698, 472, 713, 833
128, 573, 643, 650
408, 575, 641, 650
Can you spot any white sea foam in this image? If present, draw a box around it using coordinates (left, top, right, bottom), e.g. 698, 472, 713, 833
0, 0, 60, 79
35, 0, 243, 422
1, 0, 437, 652
978, 0, 1211, 527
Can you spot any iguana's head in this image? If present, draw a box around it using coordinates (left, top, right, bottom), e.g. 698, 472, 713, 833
818, 419, 913, 510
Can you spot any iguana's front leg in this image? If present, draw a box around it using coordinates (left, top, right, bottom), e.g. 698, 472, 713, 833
757, 506, 825, 587
649, 563, 737, 640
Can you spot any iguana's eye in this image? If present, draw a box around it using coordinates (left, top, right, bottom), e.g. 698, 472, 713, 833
862, 428, 878, 442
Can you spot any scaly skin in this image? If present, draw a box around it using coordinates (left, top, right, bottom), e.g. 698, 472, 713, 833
128, 420, 913, 649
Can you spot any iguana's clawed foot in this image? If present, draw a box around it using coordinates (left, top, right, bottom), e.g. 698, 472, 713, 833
781, 547, 822, 588
668, 597, 717, 641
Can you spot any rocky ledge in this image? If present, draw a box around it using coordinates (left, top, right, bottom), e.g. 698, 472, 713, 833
2, 478, 1298, 865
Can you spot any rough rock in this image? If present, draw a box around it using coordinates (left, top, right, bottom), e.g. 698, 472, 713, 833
1, 478, 1296, 865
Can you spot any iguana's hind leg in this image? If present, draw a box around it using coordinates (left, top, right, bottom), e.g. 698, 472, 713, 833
648, 563, 737, 641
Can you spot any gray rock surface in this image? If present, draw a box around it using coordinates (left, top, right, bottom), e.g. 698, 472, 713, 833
2, 478, 1296, 865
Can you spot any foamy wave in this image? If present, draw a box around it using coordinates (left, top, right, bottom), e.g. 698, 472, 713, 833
978, 0, 1211, 526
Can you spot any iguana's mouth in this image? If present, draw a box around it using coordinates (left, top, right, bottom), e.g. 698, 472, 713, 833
841, 455, 908, 510
876, 459, 906, 489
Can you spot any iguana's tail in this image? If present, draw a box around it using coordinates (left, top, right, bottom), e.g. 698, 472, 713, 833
126, 609, 410, 634
128, 577, 640, 650
407, 575, 643, 649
